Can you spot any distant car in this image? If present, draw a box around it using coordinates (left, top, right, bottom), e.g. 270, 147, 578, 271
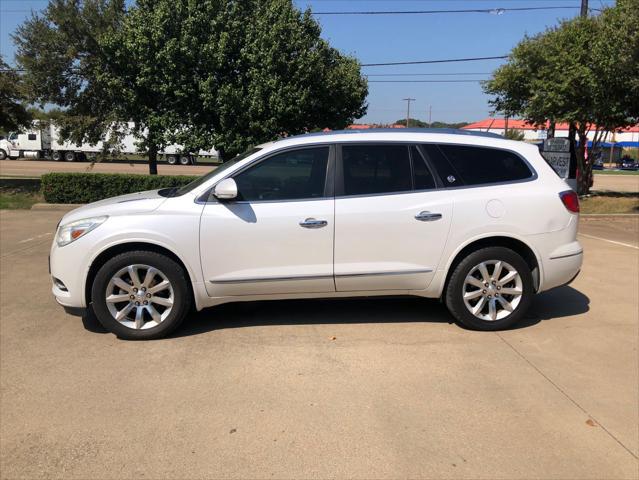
620, 157, 638, 170
50, 130, 582, 339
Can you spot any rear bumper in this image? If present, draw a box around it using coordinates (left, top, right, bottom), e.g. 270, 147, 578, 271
541, 243, 583, 291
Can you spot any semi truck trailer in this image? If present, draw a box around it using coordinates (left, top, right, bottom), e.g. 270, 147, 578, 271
0, 123, 218, 165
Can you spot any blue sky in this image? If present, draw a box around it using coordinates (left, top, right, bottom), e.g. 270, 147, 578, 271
0, 0, 613, 124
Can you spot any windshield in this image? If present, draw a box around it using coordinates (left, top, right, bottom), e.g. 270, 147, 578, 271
163, 147, 262, 197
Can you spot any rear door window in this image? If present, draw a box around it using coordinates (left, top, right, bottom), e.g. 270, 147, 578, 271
341, 144, 412, 195
410, 145, 436, 190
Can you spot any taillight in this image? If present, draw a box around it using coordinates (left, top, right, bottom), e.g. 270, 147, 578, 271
559, 190, 579, 213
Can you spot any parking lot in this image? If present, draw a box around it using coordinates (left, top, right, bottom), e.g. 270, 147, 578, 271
1, 209, 637, 479
0, 159, 213, 177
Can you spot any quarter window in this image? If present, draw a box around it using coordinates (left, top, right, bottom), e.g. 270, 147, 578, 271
437, 145, 533, 185
342, 144, 412, 195
233, 147, 329, 201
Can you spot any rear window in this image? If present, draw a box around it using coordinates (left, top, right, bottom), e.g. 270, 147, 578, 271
437, 145, 533, 186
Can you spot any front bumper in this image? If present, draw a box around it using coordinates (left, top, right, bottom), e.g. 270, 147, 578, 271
50, 238, 91, 309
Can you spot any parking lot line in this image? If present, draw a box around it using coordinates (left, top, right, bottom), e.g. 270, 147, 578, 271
578, 233, 639, 250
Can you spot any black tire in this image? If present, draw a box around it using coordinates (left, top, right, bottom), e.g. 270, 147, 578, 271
167, 155, 177, 165
52, 150, 62, 161
91, 250, 192, 340
64, 151, 75, 162
0, 149, 7, 160
445, 246, 533, 331
179, 155, 191, 165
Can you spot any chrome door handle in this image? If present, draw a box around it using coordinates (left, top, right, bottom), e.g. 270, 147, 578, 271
415, 211, 442, 222
299, 218, 328, 229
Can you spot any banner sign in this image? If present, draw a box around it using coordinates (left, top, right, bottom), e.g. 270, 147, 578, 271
542, 138, 571, 179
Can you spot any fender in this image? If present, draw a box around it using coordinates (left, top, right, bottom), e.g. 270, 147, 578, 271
433, 231, 544, 298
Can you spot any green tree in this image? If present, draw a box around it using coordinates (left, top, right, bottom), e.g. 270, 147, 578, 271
14, 0, 368, 172
393, 119, 470, 129
163, 0, 368, 160
503, 129, 525, 141
14, 0, 130, 162
0, 56, 32, 134
394, 118, 429, 128
483, 1, 639, 194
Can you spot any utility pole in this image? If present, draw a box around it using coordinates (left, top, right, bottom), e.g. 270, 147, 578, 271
402, 98, 415, 128
428, 105, 432, 128
580, 0, 588, 17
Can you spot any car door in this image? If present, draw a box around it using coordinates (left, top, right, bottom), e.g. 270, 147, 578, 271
334, 143, 453, 292
200, 145, 335, 297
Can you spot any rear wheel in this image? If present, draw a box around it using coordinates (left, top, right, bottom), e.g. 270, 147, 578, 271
179, 155, 191, 165
167, 155, 177, 165
445, 246, 533, 331
52, 150, 63, 161
91, 251, 191, 340
64, 151, 75, 162
0, 149, 6, 160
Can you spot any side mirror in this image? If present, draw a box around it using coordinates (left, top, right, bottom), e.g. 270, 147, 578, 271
213, 178, 238, 200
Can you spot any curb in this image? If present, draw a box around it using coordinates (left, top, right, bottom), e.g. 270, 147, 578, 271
31, 203, 83, 211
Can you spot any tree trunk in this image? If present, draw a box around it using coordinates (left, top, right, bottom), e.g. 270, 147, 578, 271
576, 125, 591, 195
218, 147, 234, 162
148, 144, 158, 175
547, 121, 556, 139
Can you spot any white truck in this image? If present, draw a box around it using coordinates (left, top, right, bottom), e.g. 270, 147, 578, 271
0, 123, 218, 165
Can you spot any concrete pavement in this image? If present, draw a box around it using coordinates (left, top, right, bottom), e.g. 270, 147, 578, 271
0, 210, 637, 479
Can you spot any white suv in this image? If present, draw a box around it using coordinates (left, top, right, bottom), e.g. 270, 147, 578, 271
50, 130, 583, 339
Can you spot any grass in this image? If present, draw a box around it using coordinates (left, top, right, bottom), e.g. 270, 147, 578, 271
0, 191, 43, 209
594, 170, 639, 176
580, 194, 639, 214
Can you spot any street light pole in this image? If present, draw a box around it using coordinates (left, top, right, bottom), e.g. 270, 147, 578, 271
402, 98, 415, 128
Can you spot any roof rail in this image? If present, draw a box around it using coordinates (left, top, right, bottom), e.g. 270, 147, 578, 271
289, 128, 504, 140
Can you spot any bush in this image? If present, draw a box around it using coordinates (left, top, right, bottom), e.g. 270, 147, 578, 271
41, 173, 199, 204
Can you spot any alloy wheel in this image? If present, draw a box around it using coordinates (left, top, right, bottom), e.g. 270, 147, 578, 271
105, 264, 174, 330
462, 260, 523, 321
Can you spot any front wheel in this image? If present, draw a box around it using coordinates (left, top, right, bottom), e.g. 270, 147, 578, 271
0, 149, 7, 160
91, 251, 192, 340
445, 247, 533, 331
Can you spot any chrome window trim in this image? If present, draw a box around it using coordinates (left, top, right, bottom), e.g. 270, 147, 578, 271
197, 140, 539, 203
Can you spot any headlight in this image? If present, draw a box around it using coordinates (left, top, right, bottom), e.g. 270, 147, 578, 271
56, 216, 108, 247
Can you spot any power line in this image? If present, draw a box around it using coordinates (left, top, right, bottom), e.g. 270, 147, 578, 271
312, 6, 594, 15
369, 80, 484, 83
361, 55, 508, 67
365, 72, 491, 76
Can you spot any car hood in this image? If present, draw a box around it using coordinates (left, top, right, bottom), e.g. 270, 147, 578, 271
59, 189, 168, 224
